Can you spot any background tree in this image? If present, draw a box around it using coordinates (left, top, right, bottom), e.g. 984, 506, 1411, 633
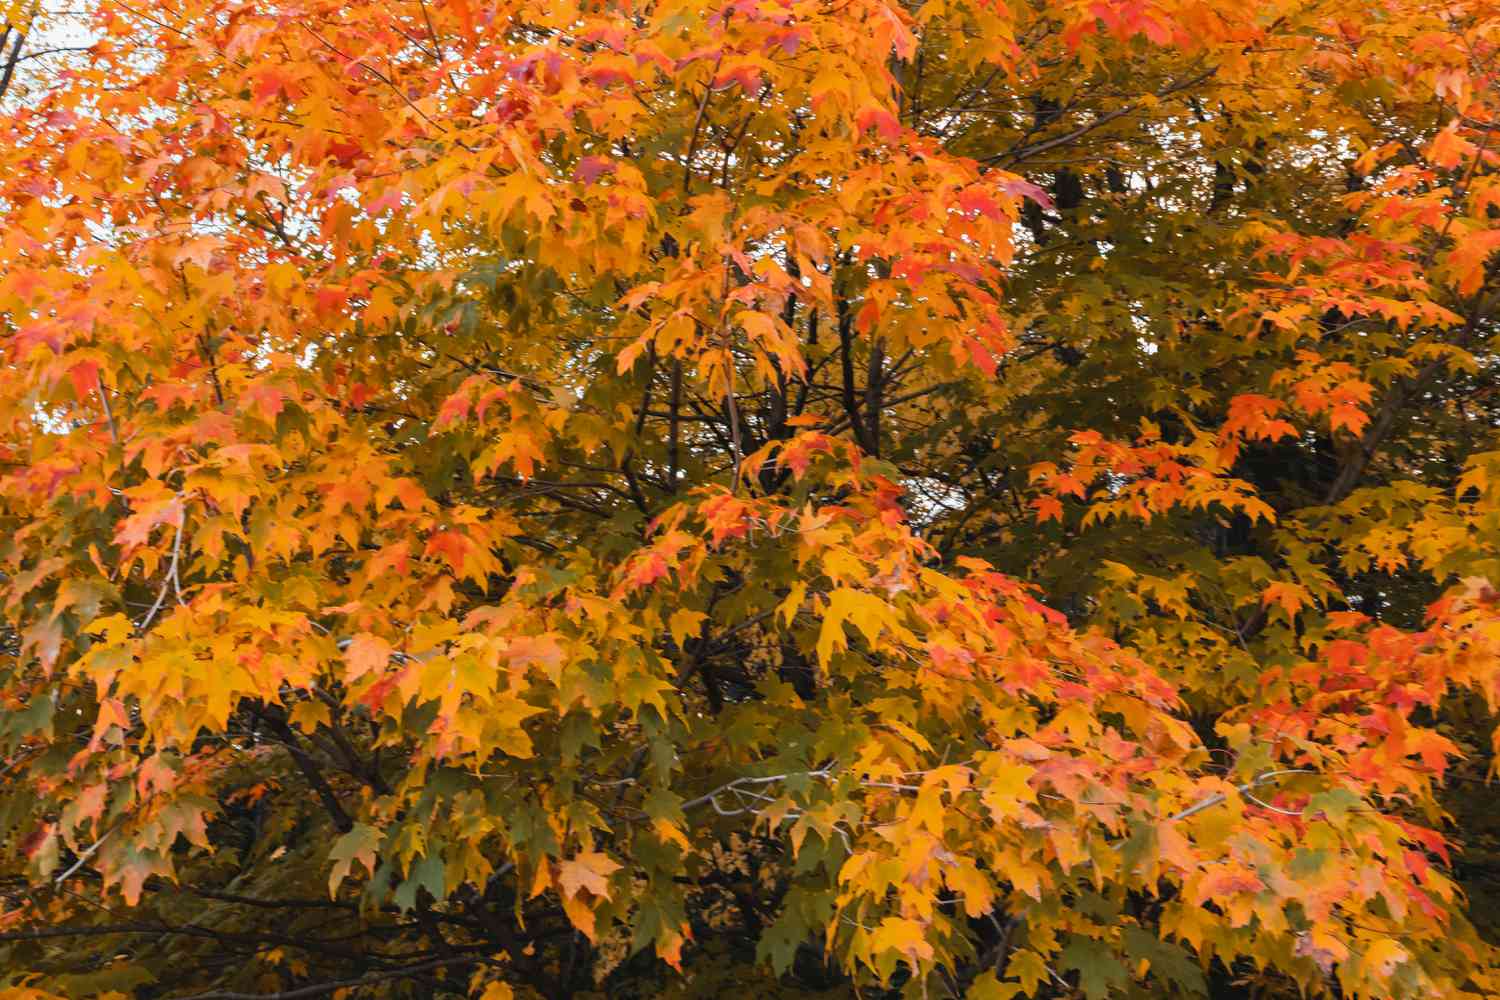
0, 0, 1499, 998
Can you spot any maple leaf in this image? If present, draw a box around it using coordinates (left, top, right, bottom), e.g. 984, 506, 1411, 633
1361, 938, 1408, 978
435, 391, 472, 428
239, 383, 287, 422
1005, 950, 1049, 995
1060, 937, 1128, 1000
557, 851, 621, 900
855, 107, 902, 142
574, 156, 616, 185
869, 916, 936, 963
1224, 394, 1297, 442
1261, 581, 1310, 619
1032, 495, 1064, 523
66, 359, 102, 403
344, 633, 392, 682
326, 823, 382, 897
995, 175, 1056, 211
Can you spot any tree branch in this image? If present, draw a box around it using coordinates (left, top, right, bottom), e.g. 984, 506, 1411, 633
167, 956, 495, 1000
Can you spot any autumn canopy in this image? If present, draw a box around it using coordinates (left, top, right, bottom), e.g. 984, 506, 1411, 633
0, 0, 1499, 996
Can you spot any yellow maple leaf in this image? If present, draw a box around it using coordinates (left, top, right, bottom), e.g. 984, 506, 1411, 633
868, 915, 935, 963
556, 851, 621, 901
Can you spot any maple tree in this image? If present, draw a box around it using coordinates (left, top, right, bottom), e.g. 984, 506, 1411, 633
1, 0, 1499, 996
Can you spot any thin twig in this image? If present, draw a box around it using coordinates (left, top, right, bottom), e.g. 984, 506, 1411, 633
167, 955, 496, 1000
139, 497, 187, 632
1161, 769, 1313, 825
96, 374, 119, 446
54, 827, 115, 885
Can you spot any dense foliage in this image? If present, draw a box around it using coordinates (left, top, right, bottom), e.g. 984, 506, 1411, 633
1, 0, 1499, 996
